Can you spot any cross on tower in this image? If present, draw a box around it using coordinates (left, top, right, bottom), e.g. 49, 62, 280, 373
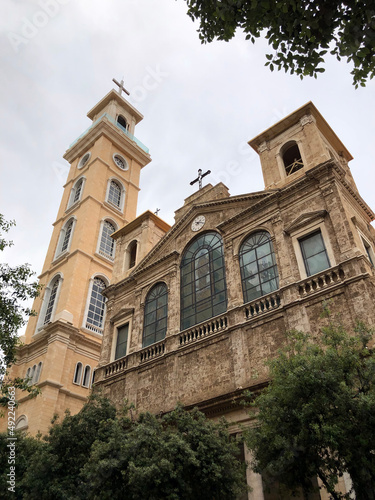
190, 169, 211, 190
154, 208, 160, 216
112, 77, 130, 96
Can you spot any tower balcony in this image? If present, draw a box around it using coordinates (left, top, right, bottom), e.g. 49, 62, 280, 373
68, 112, 149, 154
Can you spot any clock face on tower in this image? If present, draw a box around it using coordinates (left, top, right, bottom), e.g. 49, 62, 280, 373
191, 215, 206, 232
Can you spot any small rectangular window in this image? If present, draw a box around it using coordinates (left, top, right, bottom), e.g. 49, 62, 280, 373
115, 324, 129, 360
299, 230, 330, 277
362, 237, 374, 266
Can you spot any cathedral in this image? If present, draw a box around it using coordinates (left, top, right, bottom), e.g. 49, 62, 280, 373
4, 86, 375, 499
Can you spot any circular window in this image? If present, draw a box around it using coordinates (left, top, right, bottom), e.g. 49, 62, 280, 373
78, 152, 91, 169
113, 153, 128, 171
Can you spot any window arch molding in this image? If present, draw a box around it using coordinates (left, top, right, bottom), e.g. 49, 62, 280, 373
239, 230, 279, 304
105, 177, 126, 212
180, 231, 227, 330
96, 218, 118, 261
82, 273, 109, 335
123, 239, 139, 271
142, 282, 168, 348
15, 415, 28, 431
67, 176, 86, 210
36, 273, 63, 331
278, 140, 305, 177
54, 216, 77, 259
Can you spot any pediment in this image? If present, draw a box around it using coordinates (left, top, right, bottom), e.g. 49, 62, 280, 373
284, 210, 327, 235
130, 191, 271, 277
109, 307, 135, 324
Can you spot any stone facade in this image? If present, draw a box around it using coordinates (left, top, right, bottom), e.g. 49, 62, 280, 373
94, 102, 375, 498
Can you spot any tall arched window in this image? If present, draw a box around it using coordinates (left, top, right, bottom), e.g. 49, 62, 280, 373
73, 362, 83, 384
107, 179, 123, 209
239, 231, 279, 303
33, 362, 42, 384
282, 141, 304, 176
129, 240, 137, 269
82, 365, 91, 387
55, 218, 76, 258
43, 275, 61, 324
180, 232, 227, 330
143, 283, 168, 347
68, 177, 85, 208
98, 220, 116, 260
85, 277, 107, 334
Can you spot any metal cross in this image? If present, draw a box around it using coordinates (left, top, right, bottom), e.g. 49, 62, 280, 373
190, 169, 211, 190
112, 77, 130, 96
154, 208, 160, 216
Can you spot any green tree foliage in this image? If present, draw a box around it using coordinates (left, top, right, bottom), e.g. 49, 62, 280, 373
0, 431, 43, 499
21, 394, 246, 500
245, 313, 375, 499
0, 215, 40, 407
184, 0, 375, 87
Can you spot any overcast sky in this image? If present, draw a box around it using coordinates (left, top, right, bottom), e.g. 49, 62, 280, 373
1, 0, 375, 290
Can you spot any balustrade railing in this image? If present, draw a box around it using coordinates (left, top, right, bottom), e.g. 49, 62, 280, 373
244, 292, 281, 319
105, 357, 127, 377
298, 267, 345, 296
140, 341, 165, 362
179, 315, 228, 346
85, 322, 103, 335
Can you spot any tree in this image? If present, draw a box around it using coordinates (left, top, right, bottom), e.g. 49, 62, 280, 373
184, 1, 375, 87
22, 394, 246, 500
0, 215, 40, 407
244, 311, 375, 499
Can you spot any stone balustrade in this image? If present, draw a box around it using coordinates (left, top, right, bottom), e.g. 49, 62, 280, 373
244, 292, 281, 320
140, 341, 165, 363
104, 357, 127, 377
179, 314, 228, 346
298, 266, 345, 297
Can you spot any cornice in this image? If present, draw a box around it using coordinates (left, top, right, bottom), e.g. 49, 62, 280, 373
63, 116, 151, 166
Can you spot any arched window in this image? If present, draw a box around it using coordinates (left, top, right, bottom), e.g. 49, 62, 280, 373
282, 141, 304, 176
98, 220, 116, 260
33, 362, 42, 384
143, 283, 168, 347
82, 365, 91, 387
129, 240, 137, 269
55, 218, 75, 258
85, 277, 107, 334
117, 115, 127, 130
106, 179, 124, 210
239, 231, 279, 303
180, 232, 227, 330
73, 362, 83, 384
68, 177, 85, 208
43, 275, 61, 325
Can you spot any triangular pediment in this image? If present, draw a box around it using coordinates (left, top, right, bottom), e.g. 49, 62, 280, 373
284, 210, 327, 235
130, 189, 272, 278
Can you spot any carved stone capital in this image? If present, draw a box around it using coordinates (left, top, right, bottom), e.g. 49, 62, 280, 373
258, 141, 268, 153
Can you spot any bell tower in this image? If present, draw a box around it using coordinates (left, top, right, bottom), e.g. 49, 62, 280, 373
4, 84, 151, 435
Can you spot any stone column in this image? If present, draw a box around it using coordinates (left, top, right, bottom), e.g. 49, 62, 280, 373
244, 445, 265, 500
